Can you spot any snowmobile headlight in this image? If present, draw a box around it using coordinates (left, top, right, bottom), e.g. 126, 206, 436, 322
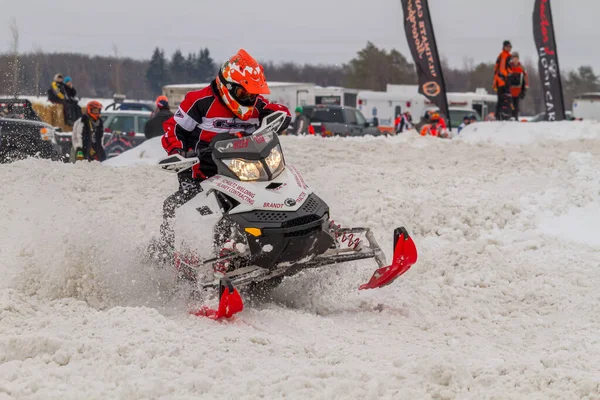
265, 145, 284, 178
223, 158, 268, 181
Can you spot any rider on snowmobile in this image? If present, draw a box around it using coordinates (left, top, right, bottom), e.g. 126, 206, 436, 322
158, 49, 291, 252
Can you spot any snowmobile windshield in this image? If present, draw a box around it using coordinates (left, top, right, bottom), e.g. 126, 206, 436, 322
213, 132, 286, 182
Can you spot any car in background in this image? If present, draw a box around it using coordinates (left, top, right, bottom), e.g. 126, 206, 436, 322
104, 101, 154, 112
0, 117, 62, 163
0, 98, 43, 121
447, 107, 481, 128
301, 105, 381, 137
101, 110, 151, 158
103, 94, 155, 113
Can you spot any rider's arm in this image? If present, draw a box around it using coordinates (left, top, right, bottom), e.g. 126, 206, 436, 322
161, 90, 210, 155
162, 116, 190, 155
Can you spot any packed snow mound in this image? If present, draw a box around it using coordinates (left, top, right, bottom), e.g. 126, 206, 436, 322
103, 137, 165, 166
103, 130, 428, 167
459, 120, 600, 145
1, 123, 600, 399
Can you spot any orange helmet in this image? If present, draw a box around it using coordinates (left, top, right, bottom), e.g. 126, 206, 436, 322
430, 112, 440, 122
155, 95, 169, 109
215, 49, 270, 120
86, 100, 102, 121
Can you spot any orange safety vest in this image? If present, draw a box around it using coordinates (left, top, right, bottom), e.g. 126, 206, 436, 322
494, 50, 512, 90
508, 64, 529, 98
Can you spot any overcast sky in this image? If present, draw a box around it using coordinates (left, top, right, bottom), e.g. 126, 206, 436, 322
2, 0, 599, 73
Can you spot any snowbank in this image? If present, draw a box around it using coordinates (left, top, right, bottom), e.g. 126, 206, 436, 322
1, 122, 600, 399
103, 137, 166, 166
103, 131, 429, 167
459, 120, 600, 145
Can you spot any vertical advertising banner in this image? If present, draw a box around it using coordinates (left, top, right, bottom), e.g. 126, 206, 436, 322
533, 0, 566, 121
401, 0, 450, 127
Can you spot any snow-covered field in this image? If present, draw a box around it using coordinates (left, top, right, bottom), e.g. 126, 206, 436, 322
1, 122, 600, 399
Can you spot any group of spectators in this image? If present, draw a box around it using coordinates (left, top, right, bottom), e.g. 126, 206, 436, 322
493, 40, 529, 120
45, 70, 174, 163
47, 73, 82, 126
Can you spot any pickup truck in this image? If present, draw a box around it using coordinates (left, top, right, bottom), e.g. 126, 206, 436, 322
0, 117, 62, 163
302, 105, 381, 137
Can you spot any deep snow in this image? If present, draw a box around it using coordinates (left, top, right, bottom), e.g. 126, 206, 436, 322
1, 122, 600, 399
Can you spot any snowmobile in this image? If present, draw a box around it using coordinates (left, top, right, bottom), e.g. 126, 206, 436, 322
157, 111, 418, 319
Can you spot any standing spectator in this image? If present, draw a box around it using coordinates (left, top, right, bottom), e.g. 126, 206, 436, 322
291, 106, 310, 135
64, 77, 77, 101
62, 76, 82, 126
71, 100, 106, 162
395, 111, 413, 133
457, 115, 470, 134
507, 52, 529, 120
47, 73, 66, 104
144, 96, 174, 139
493, 40, 513, 120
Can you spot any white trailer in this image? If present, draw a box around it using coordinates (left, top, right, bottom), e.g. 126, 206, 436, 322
357, 90, 428, 130
262, 82, 315, 111
315, 86, 360, 107
162, 82, 315, 113
358, 86, 497, 129
447, 90, 497, 119
573, 93, 600, 121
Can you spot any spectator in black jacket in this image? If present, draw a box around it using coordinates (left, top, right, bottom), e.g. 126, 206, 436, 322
144, 96, 174, 139
64, 76, 77, 101
62, 76, 82, 126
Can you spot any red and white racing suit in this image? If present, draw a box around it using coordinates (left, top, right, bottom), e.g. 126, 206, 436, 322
160, 80, 290, 242
162, 80, 289, 179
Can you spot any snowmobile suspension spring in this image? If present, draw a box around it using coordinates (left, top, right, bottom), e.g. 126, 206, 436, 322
329, 221, 361, 250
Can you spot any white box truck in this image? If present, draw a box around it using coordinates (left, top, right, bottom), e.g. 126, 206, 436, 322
315, 86, 360, 107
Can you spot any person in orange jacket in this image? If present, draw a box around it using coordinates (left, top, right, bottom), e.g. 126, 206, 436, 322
493, 40, 513, 120
507, 52, 529, 120
420, 112, 448, 138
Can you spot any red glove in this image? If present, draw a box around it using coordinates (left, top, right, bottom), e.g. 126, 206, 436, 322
162, 116, 185, 155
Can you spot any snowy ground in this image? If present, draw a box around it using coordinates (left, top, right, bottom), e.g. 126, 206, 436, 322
1, 122, 600, 399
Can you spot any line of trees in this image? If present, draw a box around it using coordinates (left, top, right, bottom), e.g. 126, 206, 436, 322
1, 41, 599, 115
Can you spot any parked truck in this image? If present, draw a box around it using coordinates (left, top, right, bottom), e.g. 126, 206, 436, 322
301, 104, 381, 137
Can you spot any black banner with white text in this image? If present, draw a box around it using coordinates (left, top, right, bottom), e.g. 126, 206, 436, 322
401, 0, 450, 127
533, 0, 566, 121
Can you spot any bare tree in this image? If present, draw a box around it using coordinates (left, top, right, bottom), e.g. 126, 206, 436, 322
9, 18, 19, 97
32, 45, 44, 96
112, 43, 122, 94
462, 56, 475, 72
